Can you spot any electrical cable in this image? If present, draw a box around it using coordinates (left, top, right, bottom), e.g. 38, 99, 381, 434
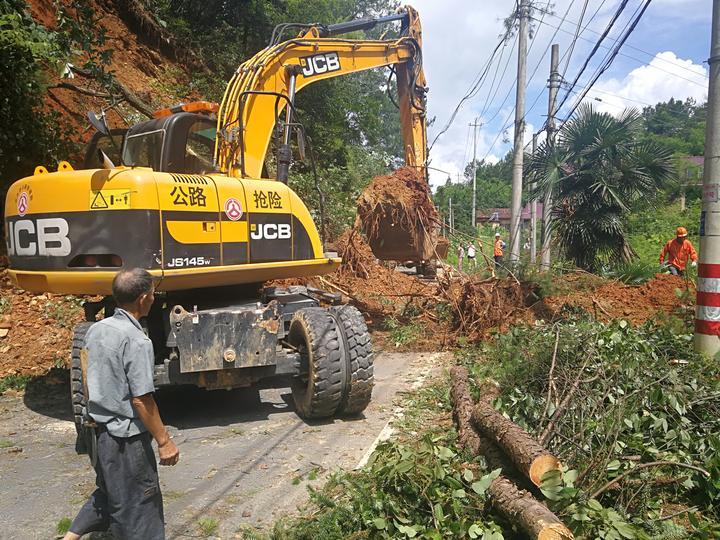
560, 0, 591, 77
531, 16, 708, 87
429, 16, 518, 150
554, 0, 631, 114
542, 8, 710, 79
560, 0, 654, 124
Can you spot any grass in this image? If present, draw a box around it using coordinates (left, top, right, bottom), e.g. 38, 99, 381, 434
198, 517, 219, 537
0, 374, 31, 394
0, 439, 14, 448
56, 517, 72, 535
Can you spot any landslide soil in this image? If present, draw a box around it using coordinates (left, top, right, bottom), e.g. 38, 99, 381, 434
0, 269, 84, 379
28, 0, 197, 150
543, 273, 695, 325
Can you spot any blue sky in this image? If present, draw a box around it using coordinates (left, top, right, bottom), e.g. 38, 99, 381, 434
404, 0, 712, 187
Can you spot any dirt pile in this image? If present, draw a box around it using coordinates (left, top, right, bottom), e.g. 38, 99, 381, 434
27, 0, 197, 149
357, 167, 438, 261
544, 273, 694, 325
0, 270, 83, 379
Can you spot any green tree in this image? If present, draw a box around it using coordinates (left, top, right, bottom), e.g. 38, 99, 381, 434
0, 1, 76, 216
526, 103, 674, 271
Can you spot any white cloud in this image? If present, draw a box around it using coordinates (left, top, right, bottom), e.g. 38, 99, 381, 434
582, 52, 708, 115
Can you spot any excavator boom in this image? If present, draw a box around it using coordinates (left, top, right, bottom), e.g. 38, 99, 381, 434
215, 6, 427, 180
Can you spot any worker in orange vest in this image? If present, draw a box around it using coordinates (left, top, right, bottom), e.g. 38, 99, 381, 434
659, 226, 698, 276
494, 232, 505, 269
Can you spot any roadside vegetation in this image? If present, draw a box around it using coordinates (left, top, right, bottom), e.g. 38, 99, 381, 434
246, 310, 719, 539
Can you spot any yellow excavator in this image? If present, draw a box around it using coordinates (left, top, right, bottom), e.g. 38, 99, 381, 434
3, 7, 428, 442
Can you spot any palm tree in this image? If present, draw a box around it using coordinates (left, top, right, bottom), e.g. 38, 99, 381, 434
526, 103, 674, 271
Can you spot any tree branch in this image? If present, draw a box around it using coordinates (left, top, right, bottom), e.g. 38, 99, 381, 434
590, 461, 711, 500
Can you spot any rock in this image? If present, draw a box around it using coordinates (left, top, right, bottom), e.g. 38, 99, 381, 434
0, 329, 8, 338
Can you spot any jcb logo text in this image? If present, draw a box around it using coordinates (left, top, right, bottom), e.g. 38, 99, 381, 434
300, 52, 341, 77
6, 218, 71, 257
251, 223, 291, 240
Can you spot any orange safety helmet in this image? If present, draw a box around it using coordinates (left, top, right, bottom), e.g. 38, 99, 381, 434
676, 226, 688, 238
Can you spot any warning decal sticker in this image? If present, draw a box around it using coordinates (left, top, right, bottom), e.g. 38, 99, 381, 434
90, 190, 131, 210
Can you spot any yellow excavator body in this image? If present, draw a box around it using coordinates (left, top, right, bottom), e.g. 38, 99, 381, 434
5, 163, 337, 295
4, 5, 427, 295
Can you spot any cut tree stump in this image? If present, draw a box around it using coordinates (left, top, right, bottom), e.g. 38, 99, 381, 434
471, 398, 561, 486
450, 367, 574, 540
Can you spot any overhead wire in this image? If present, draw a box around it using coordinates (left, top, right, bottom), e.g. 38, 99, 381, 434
542, 8, 710, 79
553, 0, 631, 114
531, 16, 708, 87
429, 19, 517, 151
480, 0, 575, 161
560, 0, 655, 124
560, 0, 591, 77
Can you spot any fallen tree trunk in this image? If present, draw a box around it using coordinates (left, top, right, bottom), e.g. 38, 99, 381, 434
471, 398, 562, 486
450, 367, 573, 540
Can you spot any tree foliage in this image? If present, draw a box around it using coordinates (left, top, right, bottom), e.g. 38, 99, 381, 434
0, 1, 77, 208
526, 104, 674, 271
640, 98, 706, 156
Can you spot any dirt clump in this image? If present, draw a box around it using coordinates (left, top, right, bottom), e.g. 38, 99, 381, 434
357, 167, 438, 261
544, 273, 694, 325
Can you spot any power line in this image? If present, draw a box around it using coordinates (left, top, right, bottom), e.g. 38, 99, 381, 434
542, 8, 710, 79
560, 0, 591, 77
429, 19, 517, 150
561, 0, 655, 124
531, 16, 709, 87
554, 0, 632, 114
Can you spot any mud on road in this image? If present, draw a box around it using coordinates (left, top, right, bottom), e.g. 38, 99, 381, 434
0, 351, 448, 539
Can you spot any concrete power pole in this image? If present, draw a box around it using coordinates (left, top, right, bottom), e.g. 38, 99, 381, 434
695, 0, 720, 355
541, 44, 560, 270
530, 133, 538, 262
509, 0, 529, 263
470, 118, 481, 233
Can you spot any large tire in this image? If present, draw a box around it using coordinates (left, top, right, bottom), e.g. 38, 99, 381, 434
331, 305, 374, 415
289, 308, 347, 419
71, 322, 94, 454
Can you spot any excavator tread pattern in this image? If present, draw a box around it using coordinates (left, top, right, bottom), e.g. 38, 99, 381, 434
290, 308, 347, 419
71, 321, 94, 454
331, 305, 374, 415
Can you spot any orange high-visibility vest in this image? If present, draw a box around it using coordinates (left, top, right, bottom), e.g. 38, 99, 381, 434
660, 238, 697, 271
494, 239, 503, 257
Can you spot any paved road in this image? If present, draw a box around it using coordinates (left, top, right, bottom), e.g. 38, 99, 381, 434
0, 351, 444, 539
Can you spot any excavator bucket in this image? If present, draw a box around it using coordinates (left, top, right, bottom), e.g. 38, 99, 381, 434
357, 167, 438, 262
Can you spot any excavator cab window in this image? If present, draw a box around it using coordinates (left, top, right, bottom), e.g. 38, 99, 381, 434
184, 119, 216, 174
123, 128, 165, 170
82, 128, 126, 168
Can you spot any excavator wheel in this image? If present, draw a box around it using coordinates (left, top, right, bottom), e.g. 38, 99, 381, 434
331, 305, 374, 416
289, 308, 347, 419
70, 322, 93, 455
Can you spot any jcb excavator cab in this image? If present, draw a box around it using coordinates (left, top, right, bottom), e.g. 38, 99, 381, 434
82, 106, 217, 175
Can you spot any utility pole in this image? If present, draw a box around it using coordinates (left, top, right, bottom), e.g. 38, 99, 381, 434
541, 43, 560, 270
509, 0, 529, 263
695, 0, 720, 355
530, 133, 538, 263
470, 118, 481, 233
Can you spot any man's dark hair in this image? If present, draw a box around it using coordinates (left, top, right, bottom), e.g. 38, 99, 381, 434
112, 268, 154, 306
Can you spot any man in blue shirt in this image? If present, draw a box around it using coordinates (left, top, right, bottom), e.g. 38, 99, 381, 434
64, 268, 179, 540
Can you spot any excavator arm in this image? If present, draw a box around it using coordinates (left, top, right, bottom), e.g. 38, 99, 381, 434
215, 6, 427, 180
